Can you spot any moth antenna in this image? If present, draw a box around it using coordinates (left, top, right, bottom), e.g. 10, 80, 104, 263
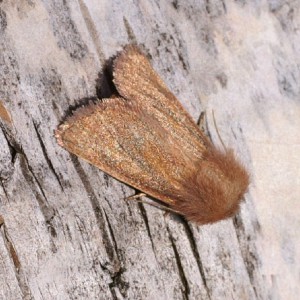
212, 110, 226, 151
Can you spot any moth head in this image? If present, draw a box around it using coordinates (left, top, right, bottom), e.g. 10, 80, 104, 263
174, 148, 250, 224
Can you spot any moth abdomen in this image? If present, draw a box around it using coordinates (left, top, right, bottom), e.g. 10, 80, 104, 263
172, 148, 250, 224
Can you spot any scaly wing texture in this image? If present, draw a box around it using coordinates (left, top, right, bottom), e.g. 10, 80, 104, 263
56, 96, 206, 205
113, 45, 210, 154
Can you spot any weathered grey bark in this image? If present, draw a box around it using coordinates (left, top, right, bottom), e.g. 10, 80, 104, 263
0, 1, 299, 299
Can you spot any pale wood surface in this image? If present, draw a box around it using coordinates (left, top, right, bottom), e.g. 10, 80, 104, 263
0, 1, 299, 299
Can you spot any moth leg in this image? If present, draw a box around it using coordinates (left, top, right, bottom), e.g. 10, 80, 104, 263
138, 199, 181, 215
125, 193, 146, 201
126, 196, 181, 216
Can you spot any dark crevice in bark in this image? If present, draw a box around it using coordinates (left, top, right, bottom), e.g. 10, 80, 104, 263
182, 222, 211, 299
1, 223, 20, 271
102, 194, 114, 212
0, 125, 21, 177
233, 213, 261, 299
0, 178, 9, 200
197, 111, 209, 136
103, 210, 129, 299
102, 173, 111, 188
19, 154, 56, 224
138, 203, 158, 260
205, 0, 211, 14
124, 199, 133, 217
22, 159, 48, 205
77, 0, 107, 67
198, 110, 214, 144
123, 17, 137, 44
108, 265, 129, 300
102, 209, 120, 262
120, 187, 135, 217
119, 184, 128, 199
0, 221, 33, 299
172, 0, 179, 10
167, 227, 190, 300
93, 209, 118, 264
46, 218, 58, 239
18, 154, 58, 254
222, 0, 227, 13
70, 156, 120, 266
32, 121, 64, 190
9, 143, 17, 165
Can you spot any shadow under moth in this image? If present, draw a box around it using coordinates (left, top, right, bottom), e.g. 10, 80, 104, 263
55, 45, 249, 225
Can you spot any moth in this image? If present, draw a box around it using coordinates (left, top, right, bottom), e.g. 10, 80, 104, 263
55, 45, 249, 225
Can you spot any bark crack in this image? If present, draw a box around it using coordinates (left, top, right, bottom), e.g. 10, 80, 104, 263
123, 17, 137, 44
233, 214, 261, 298
70, 156, 120, 266
0, 125, 20, 180
32, 121, 63, 190
17, 153, 57, 234
102, 209, 120, 262
103, 211, 129, 299
18, 153, 58, 253
0, 218, 33, 299
0, 178, 9, 200
182, 222, 211, 299
167, 226, 190, 300
108, 266, 128, 300
138, 203, 158, 260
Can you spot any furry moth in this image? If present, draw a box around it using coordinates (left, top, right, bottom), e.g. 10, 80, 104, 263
55, 45, 249, 225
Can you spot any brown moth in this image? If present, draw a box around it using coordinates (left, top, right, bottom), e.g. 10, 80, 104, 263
55, 45, 249, 225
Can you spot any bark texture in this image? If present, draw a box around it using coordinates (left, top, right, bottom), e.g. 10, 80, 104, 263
0, 1, 299, 299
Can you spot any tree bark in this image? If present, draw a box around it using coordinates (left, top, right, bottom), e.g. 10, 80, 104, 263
0, 1, 299, 299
